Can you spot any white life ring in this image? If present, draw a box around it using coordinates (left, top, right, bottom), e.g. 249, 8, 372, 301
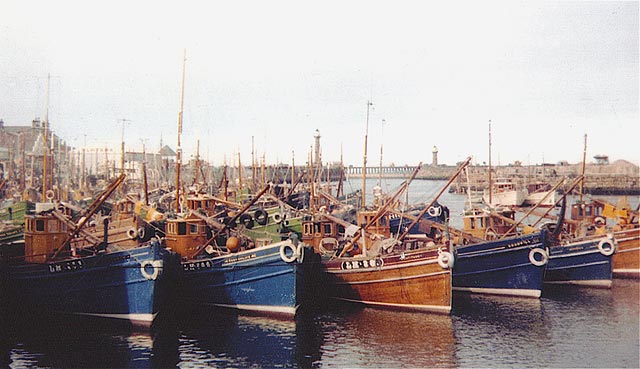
428, 206, 442, 217
45, 189, 55, 201
296, 244, 305, 263
529, 248, 548, 267
140, 260, 162, 280
137, 227, 146, 240
272, 212, 283, 224
437, 250, 455, 269
127, 227, 138, 239
597, 239, 616, 256
279, 242, 298, 263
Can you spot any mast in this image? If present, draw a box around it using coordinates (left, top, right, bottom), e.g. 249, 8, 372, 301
379, 118, 384, 187
362, 100, 372, 209
142, 142, 149, 205
194, 139, 200, 185
337, 143, 344, 198
579, 133, 587, 203
176, 49, 186, 213
291, 149, 295, 188
251, 136, 256, 191
42, 74, 50, 202
488, 119, 492, 206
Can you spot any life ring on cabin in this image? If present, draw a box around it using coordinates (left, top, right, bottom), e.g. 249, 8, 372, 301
597, 238, 616, 256
279, 242, 299, 263
45, 189, 55, 201
254, 210, 268, 225
239, 213, 254, 229
140, 260, 162, 280
127, 227, 138, 239
437, 250, 455, 269
594, 216, 606, 228
428, 206, 442, 217
137, 227, 146, 240
528, 248, 548, 267
272, 212, 283, 224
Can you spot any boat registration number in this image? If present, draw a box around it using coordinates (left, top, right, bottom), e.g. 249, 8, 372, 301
341, 258, 383, 270
48, 260, 84, 273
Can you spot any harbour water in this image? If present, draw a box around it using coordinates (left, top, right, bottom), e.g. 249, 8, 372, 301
1, 180, 638, 368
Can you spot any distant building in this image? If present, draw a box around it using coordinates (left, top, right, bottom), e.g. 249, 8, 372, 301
594, 155, 609, 165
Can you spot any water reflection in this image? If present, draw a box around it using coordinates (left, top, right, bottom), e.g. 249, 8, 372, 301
452, 294, 549, 367
174, 306, 322, 368
1, 314, 155, 369
316, 303, 456, 368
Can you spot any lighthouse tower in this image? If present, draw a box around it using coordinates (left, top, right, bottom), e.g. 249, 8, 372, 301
432, 146, 438, 166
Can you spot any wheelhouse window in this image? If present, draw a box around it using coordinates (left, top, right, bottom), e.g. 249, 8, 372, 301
177, 222, 187, 235
189, 223, 199, 234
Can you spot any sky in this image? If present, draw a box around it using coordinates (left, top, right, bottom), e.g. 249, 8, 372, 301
1, 1, 638, 167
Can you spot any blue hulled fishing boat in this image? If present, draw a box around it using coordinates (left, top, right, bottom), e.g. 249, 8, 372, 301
165, 207, 318, 318
544, 234, 615, 287
3, 175, 177, 326
8, 238, 172, 325
451, 208, 548, 297
452, 232, 548, 297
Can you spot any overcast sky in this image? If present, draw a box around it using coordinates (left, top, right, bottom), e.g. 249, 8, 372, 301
1, 1, 638, 167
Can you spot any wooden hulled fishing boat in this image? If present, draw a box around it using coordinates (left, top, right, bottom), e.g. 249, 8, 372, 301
3, 175, 175, 326
304, 160, 459, 314
612, 227, 640, 278
306, 210, 453, 314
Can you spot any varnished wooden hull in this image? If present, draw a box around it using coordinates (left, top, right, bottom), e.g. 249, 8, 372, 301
613, 228, 640, 279
322, 249, 452, 314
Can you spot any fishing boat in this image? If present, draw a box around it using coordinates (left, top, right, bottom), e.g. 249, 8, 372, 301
306, 210, 453, 314
483, 178, 528, 207
3, 175, 175, 326
568, 197, 639, 279
523, 181, 556, 207
304, 160, 464, 314
544, 231, 615, 287
452, 207, 548, 298
165, 207, 318, 317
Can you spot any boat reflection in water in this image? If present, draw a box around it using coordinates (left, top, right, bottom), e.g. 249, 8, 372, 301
0, 314, 158, 369
174, 306, 322, 368
316, 303, 456, 368
452, 294, 548, 367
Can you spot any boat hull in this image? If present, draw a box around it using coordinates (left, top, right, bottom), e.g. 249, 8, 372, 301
545, 236, 614, 288
6, 243, 172, 326
322, 249, 452, 314
612, 228, 640, 279
523, 190, 556, 207
483, 189, 527, 207
178, 241, 316, 317
452, 233, 546, 298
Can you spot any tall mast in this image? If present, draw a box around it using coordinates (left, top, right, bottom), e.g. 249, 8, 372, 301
176, 49, 186, 213
362, 100, 372, 209
42, 74, 50, 202
142, 142, 149, 205
194, 139, 200, 185
579, 134, 587, 202
488, 119, 492, 206
379, 118, 385, 187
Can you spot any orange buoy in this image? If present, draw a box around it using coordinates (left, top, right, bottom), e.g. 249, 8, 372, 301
226, 236, 240, 252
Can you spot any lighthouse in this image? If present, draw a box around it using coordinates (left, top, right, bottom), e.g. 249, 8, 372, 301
432, 146, 438, 166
